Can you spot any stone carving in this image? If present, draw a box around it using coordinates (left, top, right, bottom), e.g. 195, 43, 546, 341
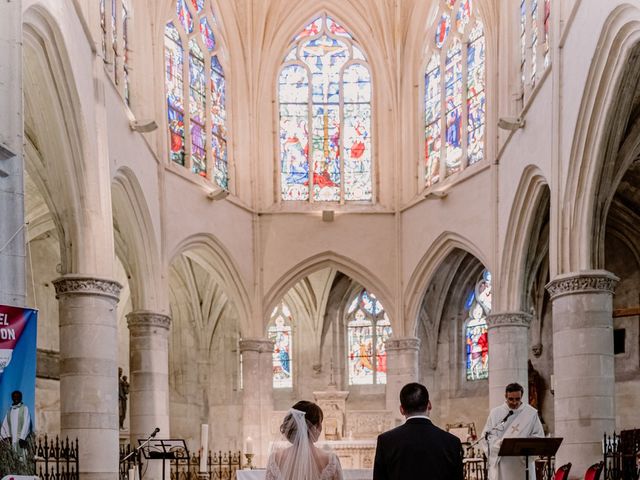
487, 312, 532, 329
545, 271, 619, 300
531, 343, 543, 357
118, 367, 130, 430
127, 311, 172, 331
347, 411, 394, 438
386, 337, 420, 351
53, 275, 122, 301
314, 386, 349, 440
239, 339, 274, 353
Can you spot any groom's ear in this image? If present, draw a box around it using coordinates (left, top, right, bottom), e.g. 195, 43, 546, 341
399, 405, 406, 417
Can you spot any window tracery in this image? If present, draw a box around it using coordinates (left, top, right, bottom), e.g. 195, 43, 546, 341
347, 290, 392, 385
464, 269, 491, 381
520, 0, 551, 100
164, 0, 228, 188
100, 0, 131, 104
268, 303, 293, 389
424, 0, 485, 187
279, 15, 372, 203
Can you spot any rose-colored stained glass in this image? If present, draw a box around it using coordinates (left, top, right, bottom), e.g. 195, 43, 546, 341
200, 17, 216, 51
176, 0, 193, 33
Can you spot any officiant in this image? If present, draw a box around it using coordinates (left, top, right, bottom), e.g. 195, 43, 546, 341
480, 382, 544, 480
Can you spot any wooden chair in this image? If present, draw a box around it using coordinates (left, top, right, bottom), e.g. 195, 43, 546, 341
554, 462, 572, 480
584, 461, 604, 480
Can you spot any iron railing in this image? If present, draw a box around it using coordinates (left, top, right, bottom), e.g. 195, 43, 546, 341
603, 430, 640, 480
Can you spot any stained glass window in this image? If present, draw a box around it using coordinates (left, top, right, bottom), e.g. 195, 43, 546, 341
424, 0, 485, 187
268, 303, 293, 389
164, 0, 228, 188
347, 290, 392, 385
100, 0, 131, 105
279, 15, 372, 203
520, 0, 552, 101
465, 269, 491, 381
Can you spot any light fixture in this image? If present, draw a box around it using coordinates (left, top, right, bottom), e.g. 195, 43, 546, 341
497, 116, 525, 131
424, 190, 448, 200
322, 210, 334, 222
207, 188, 229, 201
129, 119, 158, 133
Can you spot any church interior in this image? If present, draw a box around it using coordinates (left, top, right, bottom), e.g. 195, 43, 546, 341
1, 0, 639, 478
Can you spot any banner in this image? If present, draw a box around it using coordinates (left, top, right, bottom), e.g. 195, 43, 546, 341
0, 305, 37, 476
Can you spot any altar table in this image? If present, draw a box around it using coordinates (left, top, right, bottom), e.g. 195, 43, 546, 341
236, 469, 373, 480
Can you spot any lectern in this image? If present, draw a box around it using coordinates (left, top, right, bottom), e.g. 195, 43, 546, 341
498, 437, 563, 480
139, 439, 188, 480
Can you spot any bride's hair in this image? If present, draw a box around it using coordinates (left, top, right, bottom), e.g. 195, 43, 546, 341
280, 401, 323, 442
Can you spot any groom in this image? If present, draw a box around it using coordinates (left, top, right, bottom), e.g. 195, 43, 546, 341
373, 383, 464, 480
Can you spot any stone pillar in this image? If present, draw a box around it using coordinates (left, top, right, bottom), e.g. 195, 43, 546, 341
53, 275, 122, 480
385, 337, 420, 424
546, 270, 618, 476
239, 339, 274, 467
486, 312, 532, 408
126, 311, 171, 446
0, 0, 25, 307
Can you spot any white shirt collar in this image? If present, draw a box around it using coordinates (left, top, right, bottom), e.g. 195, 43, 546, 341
405, 414, 430, 421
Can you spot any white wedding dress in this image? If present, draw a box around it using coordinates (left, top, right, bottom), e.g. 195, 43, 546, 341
265, 450, 344, 480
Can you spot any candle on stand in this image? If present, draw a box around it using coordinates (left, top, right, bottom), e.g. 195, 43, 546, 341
245, 436, 254, 454
128, 467, 136, 480
200, 424, 209, 473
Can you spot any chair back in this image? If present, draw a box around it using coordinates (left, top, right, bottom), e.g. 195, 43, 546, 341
584, 461, 604, 480
554, 463, 572, 480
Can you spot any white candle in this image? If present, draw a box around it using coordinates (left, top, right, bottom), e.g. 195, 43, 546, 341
200, 424, 209, 473
245, 436, 254, 454
128, 467, 136, 480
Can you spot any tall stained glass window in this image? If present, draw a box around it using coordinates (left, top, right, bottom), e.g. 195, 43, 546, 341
268, 303, 293, 389
520, 0, 551, 101
164, 0, 228, 189
279, 15, 372, 203
100, 0, 131, 105
424, 0, 485, 187
347, 290, 392, 385
464, 269, 491, 381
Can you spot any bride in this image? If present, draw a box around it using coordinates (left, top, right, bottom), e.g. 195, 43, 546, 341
266, 401, 344, 480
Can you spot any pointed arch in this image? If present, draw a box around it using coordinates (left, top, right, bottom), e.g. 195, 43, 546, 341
404, 231, 489, 336
264, 251, 394, 331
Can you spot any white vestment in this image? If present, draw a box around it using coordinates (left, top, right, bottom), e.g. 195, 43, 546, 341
481, 402, 544, 480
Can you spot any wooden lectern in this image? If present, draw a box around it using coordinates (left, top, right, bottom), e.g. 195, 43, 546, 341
498, 437, 563, 480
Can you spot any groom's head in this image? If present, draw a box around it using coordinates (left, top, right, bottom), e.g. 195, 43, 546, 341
399, 383, 431, 417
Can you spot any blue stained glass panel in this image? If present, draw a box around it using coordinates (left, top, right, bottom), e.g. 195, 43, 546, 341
165, 22, 185, 166
176, 0, 193, 33
456, 0, 472, 33
191, 0, 204, 13
200, 17, 216, 51
465, 269, 491, 381
435, 14, 451, 48
269, 312, 293, 389
445, 40, 463, 175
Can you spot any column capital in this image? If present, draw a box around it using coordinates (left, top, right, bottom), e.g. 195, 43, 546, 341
239, 338, 274, 353
386, 337, 420, 352
545, 270, 619, 300
53, 274, 122, 301
487, 312, 532, 329
126, 310, 171, 330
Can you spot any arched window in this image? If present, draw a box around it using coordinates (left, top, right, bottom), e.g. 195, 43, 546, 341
424, 0, 485, 187
278, 15, 372, 203
347, 290, 392, 385
520, 0, 551, 98
100, 0, 131, 104
464, 269, 491, 381
164, 0, 228, 189
268, 303, 293, 389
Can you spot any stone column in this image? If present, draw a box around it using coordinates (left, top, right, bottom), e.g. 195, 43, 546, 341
240, 339, 274, 467
126, 311, 171, 446
53, 275, 122, 480
486, 312, 532, 408
385, 337, 420, 424
546, 270, 618, 476
0, 0, 25, 307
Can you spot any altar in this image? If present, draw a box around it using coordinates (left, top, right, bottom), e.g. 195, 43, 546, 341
236, 468, 372, 480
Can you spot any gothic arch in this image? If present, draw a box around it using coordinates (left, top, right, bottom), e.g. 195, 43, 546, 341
405, 231, 489, 336
112, 167, 163, 312
499, 165, 549, 311
564, 4, 640, 272
169, 233, 252, 333
264, 251, 394, 331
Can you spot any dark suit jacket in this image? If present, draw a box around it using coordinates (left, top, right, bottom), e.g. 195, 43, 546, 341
373, 417, 464, 480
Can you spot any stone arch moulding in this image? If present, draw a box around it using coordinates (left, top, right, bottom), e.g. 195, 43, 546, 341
24, 4, 115, 275
168, 233, 252, 334
112, 167, 163, 312
404, 231, 489, 337
563, 4, 640, 273
498, 165, 549, 312
263, 251, 394, 333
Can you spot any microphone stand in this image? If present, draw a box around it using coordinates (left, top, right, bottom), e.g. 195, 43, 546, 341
121, 428, 158, 479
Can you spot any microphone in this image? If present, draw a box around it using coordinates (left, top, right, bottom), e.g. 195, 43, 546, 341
150, 427, 160, 438
501, 410, 514, 424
